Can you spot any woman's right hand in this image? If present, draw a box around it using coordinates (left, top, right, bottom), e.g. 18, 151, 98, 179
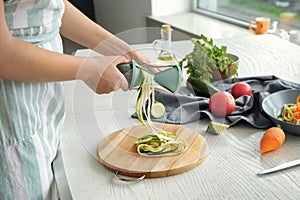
77, 56, 130, 94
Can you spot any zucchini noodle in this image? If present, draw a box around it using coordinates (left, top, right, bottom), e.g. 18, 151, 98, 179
135, 71, 187, 157
278, 95, 300, 125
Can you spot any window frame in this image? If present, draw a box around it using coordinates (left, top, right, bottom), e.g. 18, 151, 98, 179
192, 0, 251, 28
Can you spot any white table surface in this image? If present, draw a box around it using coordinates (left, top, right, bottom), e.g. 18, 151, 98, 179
56, 34, 300, 200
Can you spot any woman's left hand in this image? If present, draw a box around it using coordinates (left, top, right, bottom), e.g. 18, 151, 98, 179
124, 50, 161, 73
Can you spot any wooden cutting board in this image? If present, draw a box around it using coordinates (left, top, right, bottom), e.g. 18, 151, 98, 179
97, 124, 207, 178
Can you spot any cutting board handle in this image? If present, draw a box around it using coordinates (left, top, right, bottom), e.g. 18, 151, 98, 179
114, 171, 145, 183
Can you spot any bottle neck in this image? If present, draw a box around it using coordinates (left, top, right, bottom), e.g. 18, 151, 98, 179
160, 29, 173, 54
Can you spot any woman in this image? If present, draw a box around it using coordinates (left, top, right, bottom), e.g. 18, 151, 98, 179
0, 0, 149, 199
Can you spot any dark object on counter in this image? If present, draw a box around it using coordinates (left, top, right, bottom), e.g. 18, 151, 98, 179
69, 0, 95, 22
132, 75, 300, 129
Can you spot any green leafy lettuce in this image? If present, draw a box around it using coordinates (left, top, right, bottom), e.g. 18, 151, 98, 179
179, 34, 238, 82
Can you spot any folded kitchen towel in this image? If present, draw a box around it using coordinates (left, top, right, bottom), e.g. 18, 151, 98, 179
132, 75, 300, 128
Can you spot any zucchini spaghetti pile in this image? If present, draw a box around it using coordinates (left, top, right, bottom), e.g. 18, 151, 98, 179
135, 71, 187, 157
278, 95, 300, 125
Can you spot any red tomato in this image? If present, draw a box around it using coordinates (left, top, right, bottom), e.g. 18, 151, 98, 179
231, 82, 252, 99
209, 91, 236, 117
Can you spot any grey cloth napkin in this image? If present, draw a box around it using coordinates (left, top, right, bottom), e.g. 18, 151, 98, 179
132, 75, 300, 128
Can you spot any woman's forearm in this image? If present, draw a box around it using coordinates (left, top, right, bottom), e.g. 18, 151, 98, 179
0, 33, 84, 82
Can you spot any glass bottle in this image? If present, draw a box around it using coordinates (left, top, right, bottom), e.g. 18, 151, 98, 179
153, 24, 177, 66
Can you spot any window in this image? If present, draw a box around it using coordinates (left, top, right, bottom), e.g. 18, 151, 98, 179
193, 0, 300, 31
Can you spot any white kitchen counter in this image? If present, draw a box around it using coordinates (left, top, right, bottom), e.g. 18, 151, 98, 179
55, 35, 300, 199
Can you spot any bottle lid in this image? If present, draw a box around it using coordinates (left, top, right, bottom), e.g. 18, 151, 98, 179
161, 24, 172, 37
162, 24, 172, 30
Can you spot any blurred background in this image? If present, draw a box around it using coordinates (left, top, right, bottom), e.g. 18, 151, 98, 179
63, 0, 300, 54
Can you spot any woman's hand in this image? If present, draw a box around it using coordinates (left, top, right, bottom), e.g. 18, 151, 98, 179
77, 56, 130, 94
124, 50, 161, 73
123, 49, 150, 64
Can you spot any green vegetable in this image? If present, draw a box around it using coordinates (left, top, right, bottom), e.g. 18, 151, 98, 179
186, 76, 220, 97
151, 102, 166, 119
206, 121, 230, 135
135, 131, 187, 157
179, 34, 238, 83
